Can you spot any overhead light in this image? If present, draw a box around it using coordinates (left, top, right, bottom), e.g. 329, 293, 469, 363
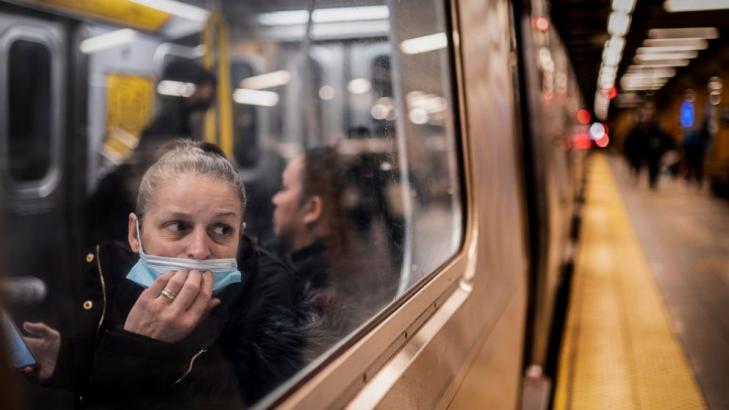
643, 38, 708, 48
665, 0, 729, 12
606, 36, 626, 53
258, 6, 389, 26
608, 12, 631, 36
612, 0, 637, 13
80, 28, 136, 54
131, 0, 209, 22
240, 70, 290, 90
634, 60, 691, 67
347, 78, 372, 94
400, 32, 448, 55
635, 51, 698, 62
648, 27, 719, 39
603, 48, 622, 66
626, 67, 676, 77
318, 85, 335, 100
233, 89, 279, 106
637, 45, 707, 53
157, 80, 196, 97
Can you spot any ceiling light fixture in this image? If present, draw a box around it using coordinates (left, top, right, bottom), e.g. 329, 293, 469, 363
648, 27, 719, 39
643, 38, 708, 48
233, 89, 279, 107
240, 70, 291, 90
636, 45, 707, 54
258, 6, 389, 26
634, 51, 698, 61
664, 0, 729, 12
608, 11, 631, 36
80, 28, 136, 54
131, 0, 209, 22
612, 0, 637, 13
400, 32, 448, 55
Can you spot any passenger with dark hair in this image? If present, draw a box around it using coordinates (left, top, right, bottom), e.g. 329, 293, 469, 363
270, 147, 361, 356
272, 147, 347, 308
21, 140, 306, 408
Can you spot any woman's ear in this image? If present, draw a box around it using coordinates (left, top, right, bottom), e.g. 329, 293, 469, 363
128, 213, 141, 253
302, 196, 323, 225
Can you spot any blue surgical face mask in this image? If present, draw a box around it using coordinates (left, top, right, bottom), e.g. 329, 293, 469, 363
126, 221, 242, 293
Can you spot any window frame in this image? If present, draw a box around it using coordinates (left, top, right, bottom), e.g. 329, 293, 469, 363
0, 23, 64, 200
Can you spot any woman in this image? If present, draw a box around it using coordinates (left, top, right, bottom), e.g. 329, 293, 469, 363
22, 140, 305, 408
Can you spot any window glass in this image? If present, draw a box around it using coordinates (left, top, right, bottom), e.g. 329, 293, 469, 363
7, 39, 52, 182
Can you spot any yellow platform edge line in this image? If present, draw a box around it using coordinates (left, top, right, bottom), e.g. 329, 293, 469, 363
554, 154, 706, 410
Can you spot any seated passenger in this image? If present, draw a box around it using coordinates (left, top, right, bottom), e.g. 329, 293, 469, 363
21, 140, 305, 408
272, 147, 345, 306
271, 147, 362, 356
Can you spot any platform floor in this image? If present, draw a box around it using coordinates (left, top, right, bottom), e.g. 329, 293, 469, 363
553, 154, 727, 409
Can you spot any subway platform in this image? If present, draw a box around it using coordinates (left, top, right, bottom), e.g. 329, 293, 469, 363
554, 155, 729, 410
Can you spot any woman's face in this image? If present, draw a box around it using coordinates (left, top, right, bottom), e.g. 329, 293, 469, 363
272, 157, 307, 245
129, 172, 242, 259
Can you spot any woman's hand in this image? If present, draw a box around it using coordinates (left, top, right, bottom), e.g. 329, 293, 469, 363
21, 322, 60, 383
124, 269, 220, 343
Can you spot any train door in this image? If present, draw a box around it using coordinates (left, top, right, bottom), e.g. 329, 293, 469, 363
0, 8, 78, 348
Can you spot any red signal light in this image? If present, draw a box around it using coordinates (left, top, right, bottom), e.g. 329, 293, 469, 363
608, 86, 618, 100
533, 16, 550, 32
577, 109, 591, 125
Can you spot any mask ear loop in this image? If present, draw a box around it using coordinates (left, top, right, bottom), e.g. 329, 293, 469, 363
136, 219, 148, 256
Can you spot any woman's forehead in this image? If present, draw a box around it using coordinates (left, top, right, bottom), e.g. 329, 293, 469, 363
148, 172, 241, 215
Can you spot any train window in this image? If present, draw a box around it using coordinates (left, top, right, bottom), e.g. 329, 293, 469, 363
6, 39, 52, 182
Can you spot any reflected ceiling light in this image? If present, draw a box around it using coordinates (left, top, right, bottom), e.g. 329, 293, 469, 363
635, 51, 698, 62
634, 60, 690, 67
637, 45, 707, 54
643, 38, 708, 48
157, 80, 195, 97
240, 70, 290, 90
318, 85, 335, 100
347, 78, 372, 94
258, 6, 389, 26
612, 0, 637, 13
606, 36, 626, 53
648, 27, 719, 39
400, 32, 448, 55
664, 0, 729, 12
608, 11, 631, 36
626, 67, 676, 77
233, 89, 279, 106
80, 28, 136, 54
131, 0, 209, 22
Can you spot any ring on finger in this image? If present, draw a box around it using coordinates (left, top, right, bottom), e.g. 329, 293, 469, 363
161, 287, 177, 302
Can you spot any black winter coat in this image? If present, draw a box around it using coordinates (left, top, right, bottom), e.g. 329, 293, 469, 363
49, 236, 306, 409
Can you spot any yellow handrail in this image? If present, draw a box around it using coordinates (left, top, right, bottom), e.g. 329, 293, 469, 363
202, 12, 234, 157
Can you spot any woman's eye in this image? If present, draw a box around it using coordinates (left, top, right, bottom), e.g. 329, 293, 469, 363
165, 221, 189, 233
212, 224, 232, 236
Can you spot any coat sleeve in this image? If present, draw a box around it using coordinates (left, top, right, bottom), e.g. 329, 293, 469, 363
225, 244, 308, 405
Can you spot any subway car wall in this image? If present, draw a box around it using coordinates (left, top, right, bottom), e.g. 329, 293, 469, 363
0, 0, 586, 409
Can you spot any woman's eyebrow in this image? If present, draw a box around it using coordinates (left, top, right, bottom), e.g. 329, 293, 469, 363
163, 211, 192, 219
213, 211, 239, 219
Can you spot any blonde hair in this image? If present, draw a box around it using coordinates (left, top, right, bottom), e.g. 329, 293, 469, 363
136, 139, 246, 219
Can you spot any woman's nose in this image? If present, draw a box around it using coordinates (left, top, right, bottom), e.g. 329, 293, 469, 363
186, 228, 211, 259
